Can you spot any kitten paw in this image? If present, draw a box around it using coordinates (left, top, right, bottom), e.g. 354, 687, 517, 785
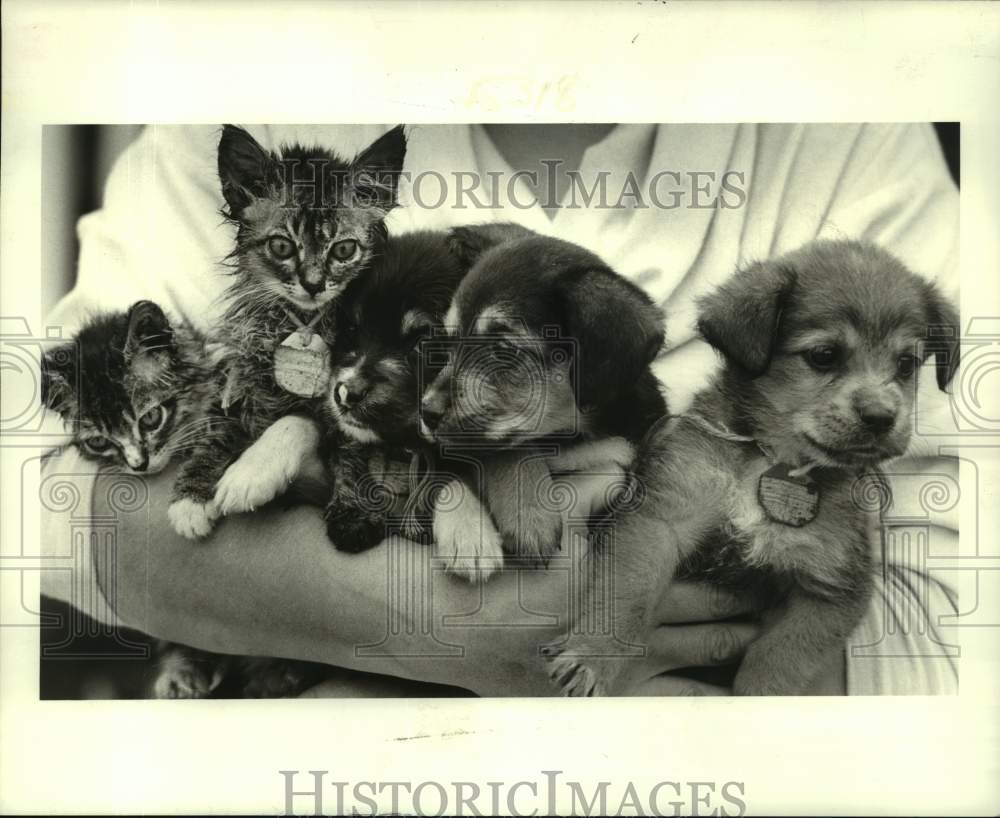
326, 511, 387, 553
433, 480, 505, 583
153, 654, 223, 699
214, 416, 319, 515
168, 498, 219, 540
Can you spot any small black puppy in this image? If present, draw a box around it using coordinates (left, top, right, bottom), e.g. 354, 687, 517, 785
420, 229, 668, 581
322, 230, 469, 551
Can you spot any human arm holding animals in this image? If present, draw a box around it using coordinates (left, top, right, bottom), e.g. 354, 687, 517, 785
41, 122, 961, 696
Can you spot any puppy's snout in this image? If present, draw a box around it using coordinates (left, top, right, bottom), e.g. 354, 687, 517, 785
853, 394, 896, 435
334, 377, 369, 409
420, 400, 445, 432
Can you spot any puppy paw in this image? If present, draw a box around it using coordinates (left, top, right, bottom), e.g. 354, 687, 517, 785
214, 416, 318, 515
167, 498, 219, 540
504, 504, 563, 565
540, 638, 630, 697
326, 510, 387, 554
153, 653, 223, 699
434, 480, 505, 583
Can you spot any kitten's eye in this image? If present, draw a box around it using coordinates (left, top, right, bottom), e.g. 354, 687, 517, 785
267, 236, 296, 260
83, 436, 113, 454
805, 345, 841, 371
331, 239, 359, 262
139, 404, 166, 432
896, 354, 919, 379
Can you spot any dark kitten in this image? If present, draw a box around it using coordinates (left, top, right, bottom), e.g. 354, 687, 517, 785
323, 230, 467, 552
168, 124, 407, 539
41, 301, 219, 472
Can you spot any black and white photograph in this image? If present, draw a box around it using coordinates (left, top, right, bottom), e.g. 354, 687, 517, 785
2, 1, 998, 815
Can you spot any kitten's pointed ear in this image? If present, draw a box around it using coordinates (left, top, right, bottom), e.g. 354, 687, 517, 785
563, 267, 666, 405
697, 261, 797, 376
351, 125, 407, 207
125, 301, 174, 363
218, 124, 273, 215
40, 343, 77, 416
923, 283, 961, 391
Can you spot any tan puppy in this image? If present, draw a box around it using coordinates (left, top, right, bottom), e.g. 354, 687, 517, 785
545, 240, 960, 696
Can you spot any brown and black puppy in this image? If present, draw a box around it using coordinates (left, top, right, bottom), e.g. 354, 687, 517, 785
545, 239, 960, 696
420, 229, 668, 582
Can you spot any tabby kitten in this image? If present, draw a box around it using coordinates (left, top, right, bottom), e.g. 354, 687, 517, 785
41, 301, 330, 700
41, 300, 219, 472
168, 124, 407, 538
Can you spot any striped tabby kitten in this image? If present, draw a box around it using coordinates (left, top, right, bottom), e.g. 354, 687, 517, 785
168, 124, 407, 539
41, 301, 329, 699
41, 300, 219, 472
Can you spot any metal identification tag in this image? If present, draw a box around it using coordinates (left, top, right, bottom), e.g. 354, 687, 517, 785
273, 331, 330, 398
757, 463, 819, 527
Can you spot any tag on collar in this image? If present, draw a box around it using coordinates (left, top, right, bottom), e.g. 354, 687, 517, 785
757, 463, 819, 527
274, 330, 330, 397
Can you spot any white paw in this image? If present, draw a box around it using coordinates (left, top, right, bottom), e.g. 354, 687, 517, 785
433, 479, 505, 583
153, 652, 224, 699
168, 498, 219, 540
214, 416, 319, 515
546, 437, 635, 473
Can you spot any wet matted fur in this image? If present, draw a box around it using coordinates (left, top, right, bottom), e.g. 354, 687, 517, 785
545, 239, 961, 696
167, 124, 407, 540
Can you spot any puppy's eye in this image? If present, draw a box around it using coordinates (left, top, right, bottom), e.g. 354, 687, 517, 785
805, 345, 841, 371
896, 354, 919, 379
139, 404, 166, 432
82, 436, 113, 455
267, 236, 296, 260
331, 239, 359, 262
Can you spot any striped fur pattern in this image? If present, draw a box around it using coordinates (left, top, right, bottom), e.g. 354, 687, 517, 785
41, 301, 222, 474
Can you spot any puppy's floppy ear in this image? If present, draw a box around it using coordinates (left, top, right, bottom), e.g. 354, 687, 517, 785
447, 223, 538, 269
40, 343, 77, 416
124, 301, 175, 372
922, 282, 961, 391
218, 124, 275, 216
697, 260, 797, 376
351, 125, 407, 208
562, 267, 666, 404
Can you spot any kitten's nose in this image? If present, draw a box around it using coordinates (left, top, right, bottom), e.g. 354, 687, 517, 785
299, 273, 325, 297
335, 380, 368, 409
128, 452, 149, 472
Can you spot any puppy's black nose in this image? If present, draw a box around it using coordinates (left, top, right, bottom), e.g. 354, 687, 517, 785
420, 402, 444, 432
859, 407, 895, 434
334, 381, 368, 409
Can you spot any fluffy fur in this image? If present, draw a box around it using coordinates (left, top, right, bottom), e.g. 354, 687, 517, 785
545, 239, 961, 696
41, 301, 220, 473
322, 230, 472, 552
39, 301, 321, 699
168, 125, 406, 536
420, 226, 668, 581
